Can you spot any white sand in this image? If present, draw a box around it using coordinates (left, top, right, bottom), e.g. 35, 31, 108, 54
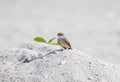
0, 42, 120, 82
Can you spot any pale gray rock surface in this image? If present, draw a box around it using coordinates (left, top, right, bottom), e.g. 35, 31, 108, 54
0, 42, 120, 82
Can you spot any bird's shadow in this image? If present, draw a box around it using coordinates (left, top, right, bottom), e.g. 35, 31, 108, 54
30, 49, 64, 62
16, 49, 64, 65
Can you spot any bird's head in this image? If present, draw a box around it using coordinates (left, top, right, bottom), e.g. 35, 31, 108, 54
57, 32, 64, 36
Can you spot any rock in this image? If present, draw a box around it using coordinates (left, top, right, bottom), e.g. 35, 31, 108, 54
0, 42, 120, 82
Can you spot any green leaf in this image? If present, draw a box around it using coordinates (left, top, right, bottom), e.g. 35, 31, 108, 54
48, 37, 56, 44
34, 37, 46, 43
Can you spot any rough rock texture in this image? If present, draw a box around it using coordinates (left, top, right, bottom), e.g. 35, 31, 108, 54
0, 42, 120, 82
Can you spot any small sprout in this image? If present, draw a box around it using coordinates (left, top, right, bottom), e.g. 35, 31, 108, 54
34, 36, 59, 46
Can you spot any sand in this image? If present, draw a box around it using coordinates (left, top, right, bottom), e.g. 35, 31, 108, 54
0, 42, 120, 82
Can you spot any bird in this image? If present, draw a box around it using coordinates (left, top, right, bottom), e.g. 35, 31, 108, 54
57, 32, 72, 49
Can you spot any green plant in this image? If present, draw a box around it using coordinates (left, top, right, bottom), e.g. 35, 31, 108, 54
34, 36, 59, 45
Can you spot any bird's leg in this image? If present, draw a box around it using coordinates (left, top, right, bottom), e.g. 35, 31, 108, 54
68, 47, 72, 49
63, 47, 66, 49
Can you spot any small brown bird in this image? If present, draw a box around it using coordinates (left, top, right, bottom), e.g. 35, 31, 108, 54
57, 32, 72, 49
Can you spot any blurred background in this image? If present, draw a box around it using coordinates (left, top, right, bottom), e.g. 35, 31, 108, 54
0, 0, 120, 64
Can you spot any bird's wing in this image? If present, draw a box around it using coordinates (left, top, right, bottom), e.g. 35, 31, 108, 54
63, 37, 71, 48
